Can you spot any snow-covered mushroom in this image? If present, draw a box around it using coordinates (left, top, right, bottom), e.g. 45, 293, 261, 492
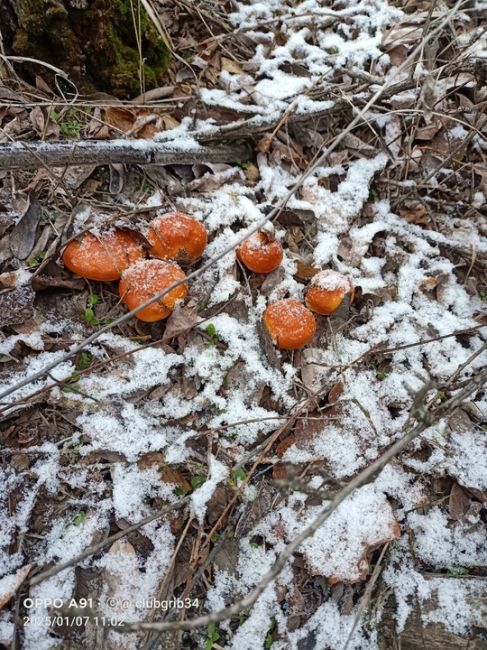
146, 212, 208, 264
263, 298, 316, 349
236, 230, 283, 273
62, 230, 145, 281
119, 259, 188, 322
305, 270, 354, 316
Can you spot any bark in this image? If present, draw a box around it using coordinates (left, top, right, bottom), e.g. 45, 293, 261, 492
0, 0, 171, 99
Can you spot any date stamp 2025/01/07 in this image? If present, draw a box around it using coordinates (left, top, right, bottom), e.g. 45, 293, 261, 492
22, 596, 200, 627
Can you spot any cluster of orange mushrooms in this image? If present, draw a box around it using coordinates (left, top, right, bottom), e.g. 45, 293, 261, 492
62, 213, 353, 349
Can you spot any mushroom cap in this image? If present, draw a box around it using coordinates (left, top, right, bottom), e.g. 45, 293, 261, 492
236, 231, 283, 274
263, 298, 316, 350
119, 259, 188, 322
62, 230, 145, 281
305, 270, 354, 316
146, 212, 208, 264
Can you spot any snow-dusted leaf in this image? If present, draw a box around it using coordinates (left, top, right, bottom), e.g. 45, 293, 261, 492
0, 283, 35, 326
162, 299, 198, 342
0, 565, 31, 609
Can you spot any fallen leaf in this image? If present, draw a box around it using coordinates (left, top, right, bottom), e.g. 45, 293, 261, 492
0, 565, 31, 609
212, 536, 240, 574
104, 106, 135, 132
9, 198, 42, 260
29, 106, 45, 134
258, 134, 273, 153
294, 261, 320, 280
328, 382, 345, 404
0, 284, 35, 326
162, 300, 198, 342
221, 57, 243, 74
398, 200, 429, 225
448, 483, 472, 521
415, 122, 442, 140
31, 275, 85, 291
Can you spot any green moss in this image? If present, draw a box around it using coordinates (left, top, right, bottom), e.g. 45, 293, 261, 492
5, 0, 171, 98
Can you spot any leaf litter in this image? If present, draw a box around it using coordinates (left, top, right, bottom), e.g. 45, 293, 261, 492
0, 0, 487, 649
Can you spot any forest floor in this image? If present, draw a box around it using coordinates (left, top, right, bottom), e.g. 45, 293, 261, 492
0, 1, 486, 649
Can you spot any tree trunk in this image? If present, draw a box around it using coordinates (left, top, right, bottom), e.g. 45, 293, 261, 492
0, 0, 171, 99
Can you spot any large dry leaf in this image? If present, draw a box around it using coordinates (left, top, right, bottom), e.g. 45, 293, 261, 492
0, 565, 31, 609
9, 198, 42, 260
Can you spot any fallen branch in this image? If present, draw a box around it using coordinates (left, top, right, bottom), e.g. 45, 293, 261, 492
0, 139, 251, 169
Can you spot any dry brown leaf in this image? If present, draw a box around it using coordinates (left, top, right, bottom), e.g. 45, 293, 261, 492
31, 275, 86, 292
415, 122, 442, 141
35, 74, 53, 95
137, 453, 191, 492
275, 415, 325, 457
221, 57, 243, 74
258, 135, 273, 153
29, 106, 45, 134
104, 106, 135, 132
328, 382, 345, 404
206, 486, 230, 526
161, 113, 180, 130
465, 487, 487, 502
294, 260, 320, 280
388, 43, 409, 67
0, 565, 31, 609
9, 198, 42, 260
212, 537, 240, 574
162, 300, 198, 342
448, 483, 472, 521
398, 200, 429, 225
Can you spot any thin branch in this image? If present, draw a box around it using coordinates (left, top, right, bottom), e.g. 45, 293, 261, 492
342, 543, 391, 650
28, 498, 189, 587
121, 367, 486, 633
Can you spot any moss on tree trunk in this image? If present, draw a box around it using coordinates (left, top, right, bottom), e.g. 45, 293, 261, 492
0, 0, 171, 98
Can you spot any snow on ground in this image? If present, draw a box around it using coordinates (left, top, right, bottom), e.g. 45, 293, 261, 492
0, 0, 486, 649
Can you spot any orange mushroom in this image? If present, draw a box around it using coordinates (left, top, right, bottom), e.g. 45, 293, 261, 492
146, 212, 208, 264
236, 231, 283, 274
263, 299, 316, 350
119, 259, 188, 322
62, 230, 145, 281
305, 270, 354, 316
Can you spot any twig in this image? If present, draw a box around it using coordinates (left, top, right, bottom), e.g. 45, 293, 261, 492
342, 543, 391, 650
120, 367, 486, 633
28, 498, 189, 587
342, 324, 486, 372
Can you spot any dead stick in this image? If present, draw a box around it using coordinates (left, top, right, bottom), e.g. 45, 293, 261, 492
0, 140, 251, 169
